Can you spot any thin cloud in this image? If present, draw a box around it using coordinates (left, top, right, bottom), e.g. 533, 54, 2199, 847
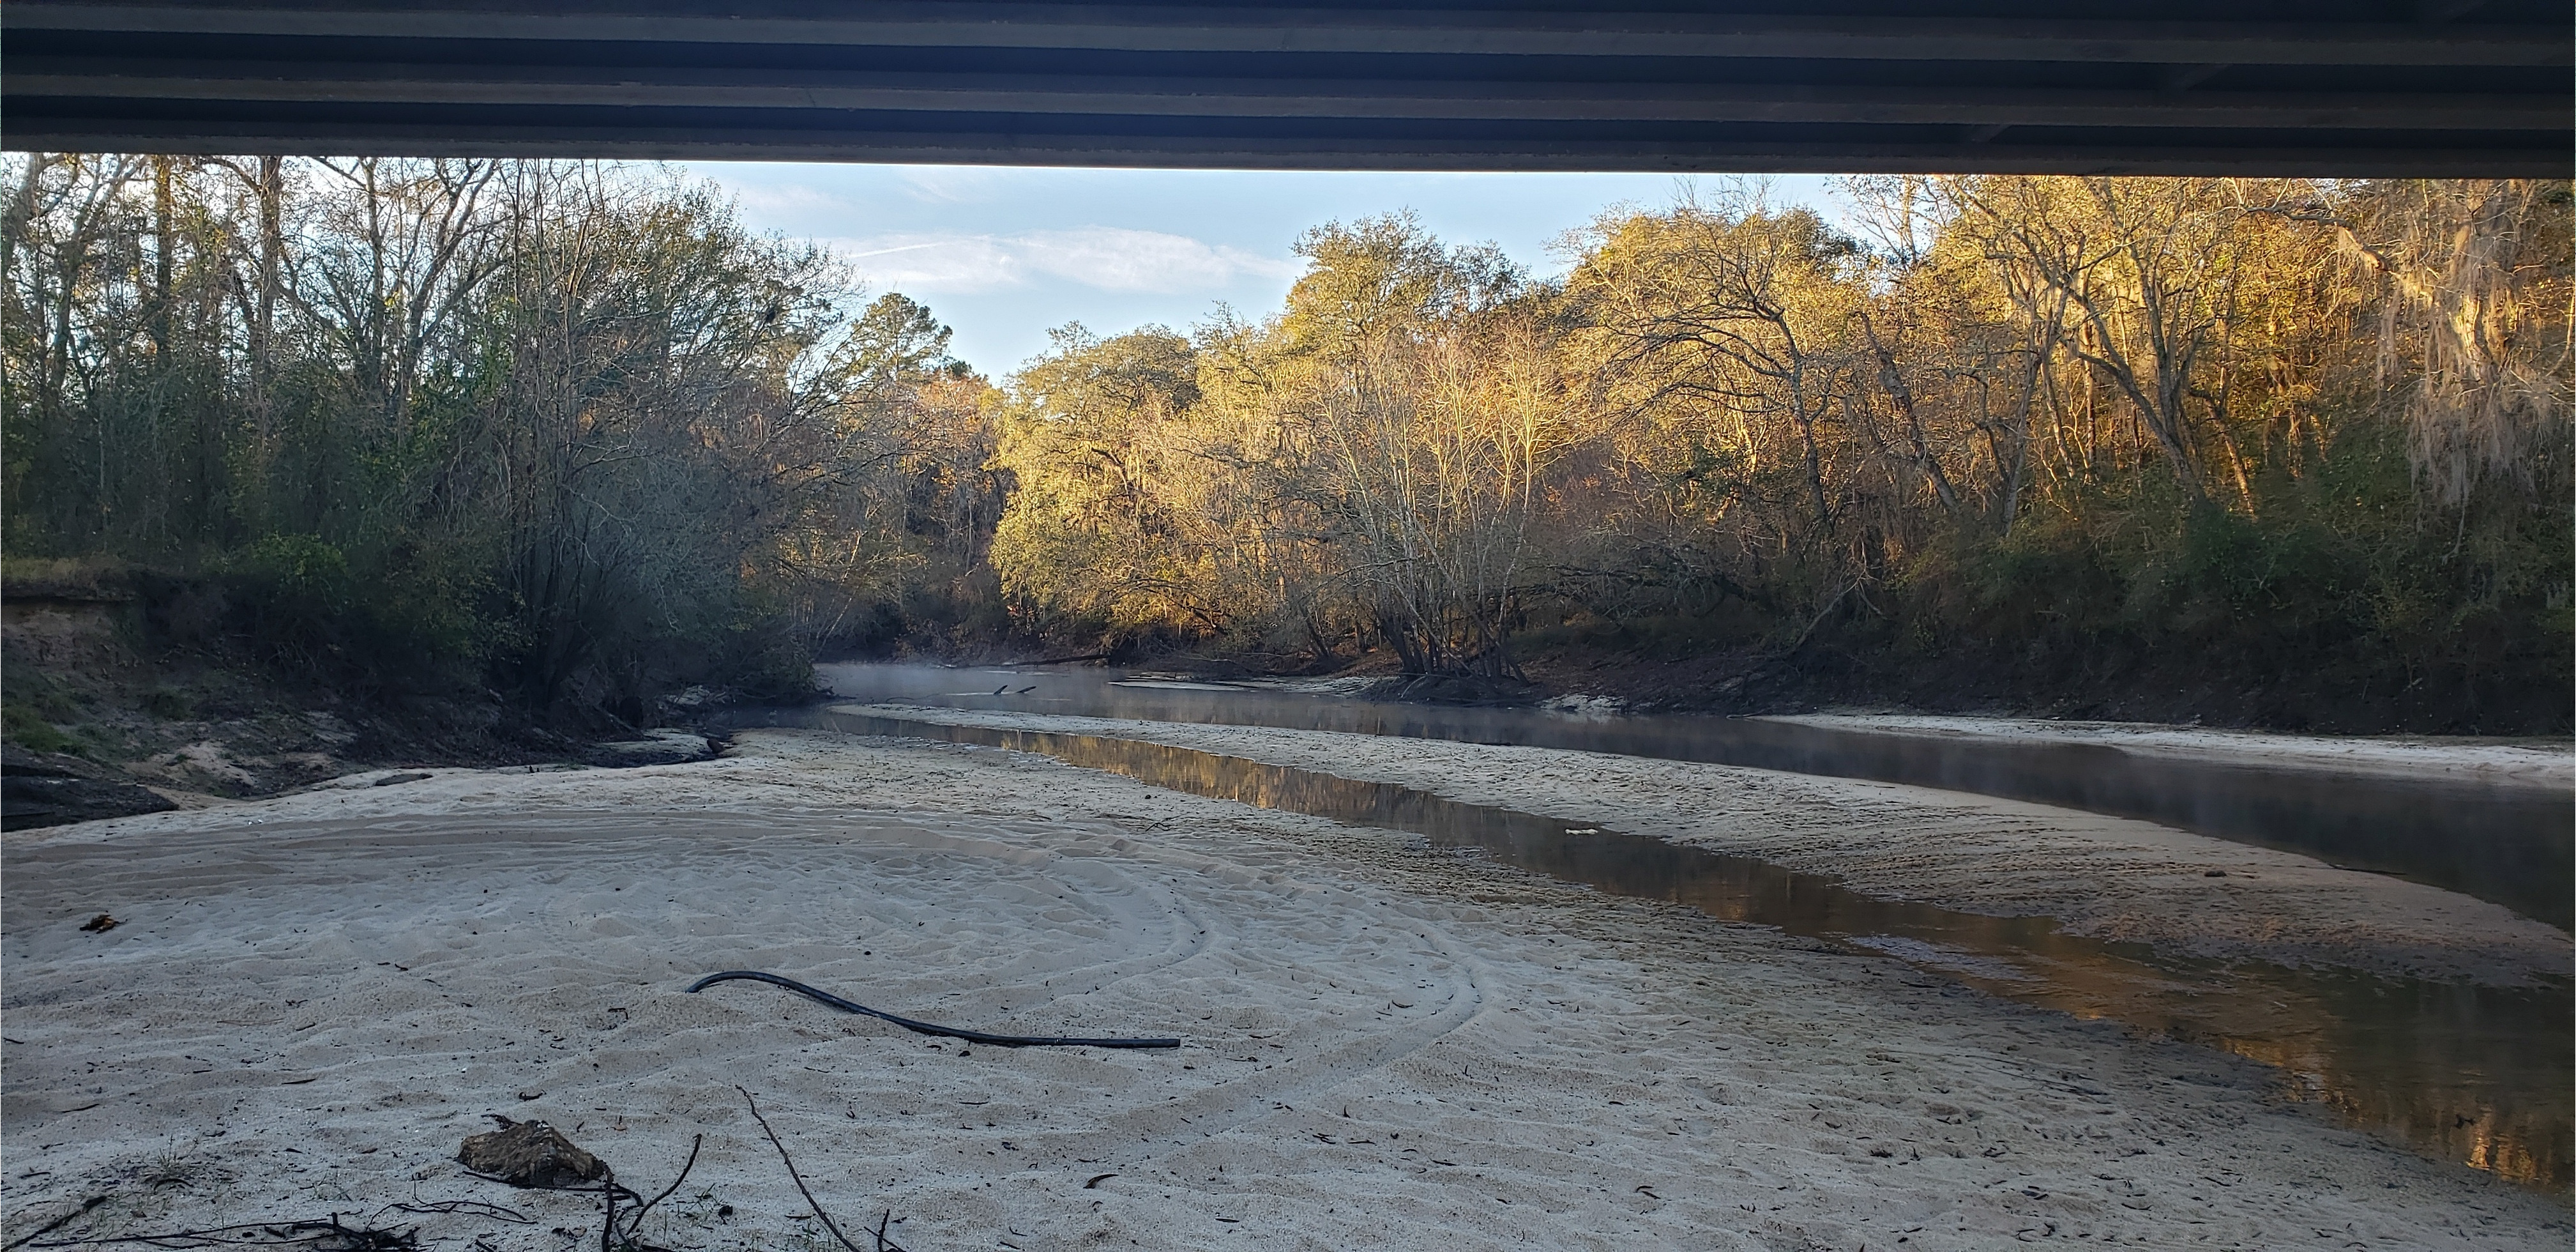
830, 227, 1301, 296
825, 234, 1024, 293
1015, 227, 1302, 292
723, 181, 855, 222
897, 167, 1013, 205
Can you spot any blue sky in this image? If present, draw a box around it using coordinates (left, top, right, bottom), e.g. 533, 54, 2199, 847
678, 163, 1845, 379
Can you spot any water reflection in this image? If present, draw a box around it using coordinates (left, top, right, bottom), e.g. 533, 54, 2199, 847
771, 706, 2573, 1189
817, 662, 2575, 928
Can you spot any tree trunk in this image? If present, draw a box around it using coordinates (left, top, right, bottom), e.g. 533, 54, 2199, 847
1858, 311, 1964, 515
150, 156, 176, 359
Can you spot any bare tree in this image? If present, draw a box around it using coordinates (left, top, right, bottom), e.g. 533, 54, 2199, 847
1943, 176, 2256, 501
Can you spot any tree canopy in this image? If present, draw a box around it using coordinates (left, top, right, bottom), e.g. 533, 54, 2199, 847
5, 162, 2566, 733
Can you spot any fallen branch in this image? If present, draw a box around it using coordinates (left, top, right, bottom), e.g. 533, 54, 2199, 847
687, 972, 1180, 1049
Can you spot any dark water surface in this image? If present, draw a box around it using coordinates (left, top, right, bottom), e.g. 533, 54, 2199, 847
754, 696, 2572, 1189
817, 662, 2575, 929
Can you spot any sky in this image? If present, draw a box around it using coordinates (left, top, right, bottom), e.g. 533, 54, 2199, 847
677, 163, 1847, 379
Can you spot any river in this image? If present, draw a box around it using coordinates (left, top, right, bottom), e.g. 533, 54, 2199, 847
761, 661, 2573, 1187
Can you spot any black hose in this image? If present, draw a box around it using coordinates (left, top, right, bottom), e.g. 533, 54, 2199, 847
685, 971, 1181, 1050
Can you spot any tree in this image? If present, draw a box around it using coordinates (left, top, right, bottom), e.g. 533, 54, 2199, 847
990, 324, 1231, 634
1, 154, 994, 720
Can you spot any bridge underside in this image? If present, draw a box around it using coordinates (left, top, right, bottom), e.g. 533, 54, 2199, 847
5, 2, 2568, 176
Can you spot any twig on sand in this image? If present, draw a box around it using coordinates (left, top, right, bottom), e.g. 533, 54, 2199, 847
617, 1135, 701, 1244
456, 1171, 652, 1252
6, 1196, 109, 1250
20, 1195, 540, 1252
462, 1159, 695, 1252
26, 1216, 416, 1251
375, 1202, 529, 1226
689, 971, 1179, 1050
451, 1117, 704, 1252
735, 1088, 904, 1252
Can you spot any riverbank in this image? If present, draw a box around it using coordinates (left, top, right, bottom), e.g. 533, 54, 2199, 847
1, 566, 736, 827
5, 729, 2565, 1249
825, 706, 2570, 988
1759, 713, 2574, 790
1503, 625, 2573, 737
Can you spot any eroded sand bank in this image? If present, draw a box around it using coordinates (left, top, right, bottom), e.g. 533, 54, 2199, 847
1761, 714, 2575, 790
5, 731, 2566, 1250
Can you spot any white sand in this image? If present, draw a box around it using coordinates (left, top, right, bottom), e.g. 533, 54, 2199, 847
1762, 713, 2574, 790
829, 708, 2571, 987
5, 731, 2567, 1251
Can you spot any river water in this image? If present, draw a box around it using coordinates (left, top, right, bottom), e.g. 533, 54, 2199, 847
814, 662, 2572, 928
767, 662, 2573, 1187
